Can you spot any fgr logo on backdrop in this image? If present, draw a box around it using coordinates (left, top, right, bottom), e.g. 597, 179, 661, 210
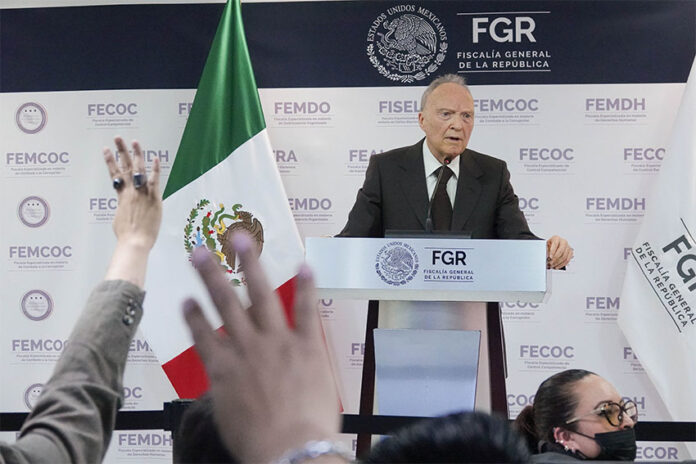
16, 103, 47, 134
21, 289, 54, 321
366, 5, 448, 83
17, 196, 50, 228
24, 383, 44, 410
472, 16, 536, 43
456, 11, 550, 72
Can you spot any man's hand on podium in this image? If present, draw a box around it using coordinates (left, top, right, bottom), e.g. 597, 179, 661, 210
547, 235, 574, 269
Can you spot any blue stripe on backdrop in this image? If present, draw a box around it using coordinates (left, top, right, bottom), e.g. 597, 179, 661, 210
1, 0, 694, 92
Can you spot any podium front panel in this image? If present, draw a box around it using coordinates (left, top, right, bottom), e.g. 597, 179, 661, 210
306, 237, 548, 302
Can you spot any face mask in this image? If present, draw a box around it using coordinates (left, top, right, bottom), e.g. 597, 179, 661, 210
574, 428, 637, 461
593, 429, 637, 461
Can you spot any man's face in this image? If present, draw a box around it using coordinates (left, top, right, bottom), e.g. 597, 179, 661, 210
418, 82, 475, 163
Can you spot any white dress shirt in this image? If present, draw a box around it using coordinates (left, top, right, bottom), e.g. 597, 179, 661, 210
422, 142, 459, 208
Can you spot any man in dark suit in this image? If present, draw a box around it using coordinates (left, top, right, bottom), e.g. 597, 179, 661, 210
340, 74, 573, 269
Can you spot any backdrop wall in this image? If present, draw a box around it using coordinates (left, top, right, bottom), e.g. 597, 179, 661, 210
1, 1, 694, 462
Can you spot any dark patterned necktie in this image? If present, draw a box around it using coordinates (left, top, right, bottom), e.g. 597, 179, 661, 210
431, 166, 454, 231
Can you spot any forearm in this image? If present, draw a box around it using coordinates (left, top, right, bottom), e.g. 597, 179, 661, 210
11, 281, 144, 463
105, 240, 152, 288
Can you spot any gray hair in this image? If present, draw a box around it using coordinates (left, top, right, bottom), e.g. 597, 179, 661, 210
420, 74, 470, 111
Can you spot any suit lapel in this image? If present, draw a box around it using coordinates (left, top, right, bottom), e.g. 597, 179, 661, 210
452, 149, 483, 231
397, 141, 429, 229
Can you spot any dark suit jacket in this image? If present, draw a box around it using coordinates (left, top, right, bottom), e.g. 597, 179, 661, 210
339, 139, 538, 239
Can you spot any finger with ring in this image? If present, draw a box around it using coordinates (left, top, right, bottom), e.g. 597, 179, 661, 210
133, 172, 146, 189
113, 177, 125, 191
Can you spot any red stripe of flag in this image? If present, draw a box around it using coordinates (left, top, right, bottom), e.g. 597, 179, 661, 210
162, 277, 297, 398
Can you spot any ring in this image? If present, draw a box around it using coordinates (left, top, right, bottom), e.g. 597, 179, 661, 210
132, 172, 145, 189
112, 177, 124, 191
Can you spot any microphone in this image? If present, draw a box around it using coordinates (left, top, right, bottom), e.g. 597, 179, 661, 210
425, 157, 451, 233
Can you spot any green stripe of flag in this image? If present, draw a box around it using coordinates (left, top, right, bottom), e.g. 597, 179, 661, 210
163, 0, 265, 200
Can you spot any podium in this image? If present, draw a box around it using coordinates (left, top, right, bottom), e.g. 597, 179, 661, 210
305, 237, 548, 455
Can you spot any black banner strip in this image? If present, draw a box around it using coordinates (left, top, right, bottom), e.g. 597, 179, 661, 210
1, 1, 694, 92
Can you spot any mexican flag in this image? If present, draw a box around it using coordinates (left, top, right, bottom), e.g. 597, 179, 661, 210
144, 0, 304, 398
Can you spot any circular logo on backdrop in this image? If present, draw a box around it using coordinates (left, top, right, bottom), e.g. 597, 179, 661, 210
375, 241, 419, 286
366, 5, 448, 83
184, 199, 264, 286
16, 102, 47, 134
21, 290, 54, 321
24, 383, 44, 410
17, 196, 50, 228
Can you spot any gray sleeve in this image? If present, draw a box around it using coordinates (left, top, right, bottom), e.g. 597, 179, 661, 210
1, 280, 145, 464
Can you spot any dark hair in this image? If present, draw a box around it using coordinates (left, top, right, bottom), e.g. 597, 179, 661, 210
173, 394, 237, 463
364, 411, 530, 463
514, 369, 596, 453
